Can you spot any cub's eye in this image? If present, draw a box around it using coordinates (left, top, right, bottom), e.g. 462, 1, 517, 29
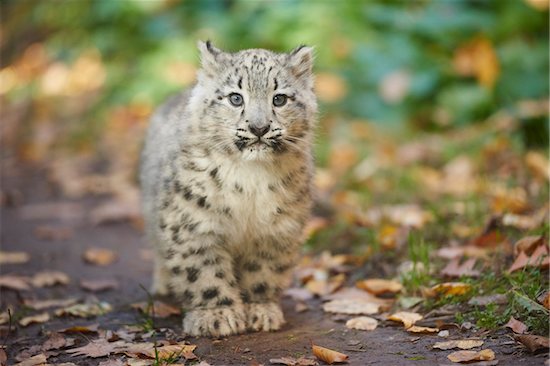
228, 93, 244, 107
273, 94, 287, 107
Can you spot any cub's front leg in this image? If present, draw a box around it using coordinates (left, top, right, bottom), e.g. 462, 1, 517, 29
157, 222, 246, 337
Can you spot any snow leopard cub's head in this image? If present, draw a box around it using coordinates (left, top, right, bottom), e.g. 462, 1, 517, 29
194, 41, 317, 161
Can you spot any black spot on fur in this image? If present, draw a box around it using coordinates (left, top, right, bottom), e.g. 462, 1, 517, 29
216, 297, 234, 306
234, 183, 243, 193
197, 196, 208, 208
213, 320, 220, 329
203, 256, 221, 266
252, 282, 268, 294
252, 315, 258, 323
183, 290, 194, 302
215, 271, 225, 279
274, 263, 292, 273
171, 266, 181, 275
243, 262, 261, 272
186, 266, 200, 283
202, 287, 219, 300
182, 186, 194, 200
240, 290, 251, 303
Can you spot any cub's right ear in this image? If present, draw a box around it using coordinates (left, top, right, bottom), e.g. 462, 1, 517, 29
197, 40, 224, 73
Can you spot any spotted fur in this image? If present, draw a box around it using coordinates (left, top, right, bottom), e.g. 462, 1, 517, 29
140, 41, 317, 337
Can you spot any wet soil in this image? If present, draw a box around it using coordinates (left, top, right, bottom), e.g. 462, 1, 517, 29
0, 166, 546, 365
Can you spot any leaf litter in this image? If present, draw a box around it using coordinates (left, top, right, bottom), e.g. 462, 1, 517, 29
311, 344, 348, 364
447, 349, 495, 363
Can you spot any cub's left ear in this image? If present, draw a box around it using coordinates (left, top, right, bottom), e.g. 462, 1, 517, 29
197, 40, 225, 73
288, 45, 314, 80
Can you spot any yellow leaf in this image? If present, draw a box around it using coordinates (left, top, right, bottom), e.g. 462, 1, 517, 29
387, 311, 423, 329
433, 339, 484, 350
453, 37, 499, 89
356, 278, 402, 295
19, 312, 50, 327
406, 325, 439, 334
447, 349, 495, 363
430, 282, 471, 296
311, 344, 348, 364
345, 316, 378, 331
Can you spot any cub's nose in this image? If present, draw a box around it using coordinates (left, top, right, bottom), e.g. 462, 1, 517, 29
249, 124, 270, 137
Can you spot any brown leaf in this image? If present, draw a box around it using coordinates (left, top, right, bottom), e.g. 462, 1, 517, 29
98, 360, 125, 366
345, 316, 378, 331
13, 353, 47, 366
80, 279, 119, 292
504, 316, 528, 334
355, 278, 402, 295
0, 275, 31, 291
19, 312, 50, 327
0, 251, 30, 264
42, 332, 75, 351
284, 287, 314, 302
270, 356, 318, 365
406, 325, 439, 334
55, 300, 112, 317
447, 349, 495, 363
387, 311, 423, 329
322, 299, 380, 315
24, 297, 78, 310
472, 230, 507, 248
34, 225, 73, 241
59, 323, 99, 334
514, 334, 550, 352
0, 349, 6, 366
525, 151, 550, 181
127, 343, 197, 360
514, 236, 545, 256
537, 290, 550, 309
433, 339, 484, 350
30, 270, 70, 287
83, 248, 117, 266
508, 245, 549, 273
131, 301, 181, 318
311, 344, 348, 364
305, 273, 346, 297
441, 258, 480, 278
66, 339, 126, 358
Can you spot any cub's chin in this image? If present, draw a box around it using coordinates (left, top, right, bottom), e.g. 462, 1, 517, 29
240, 142, 275, 161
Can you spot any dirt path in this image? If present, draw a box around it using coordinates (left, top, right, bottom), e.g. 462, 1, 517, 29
1, 166, 545, 365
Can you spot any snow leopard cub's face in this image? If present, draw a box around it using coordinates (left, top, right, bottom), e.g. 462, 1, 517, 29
196, 41, 317, 161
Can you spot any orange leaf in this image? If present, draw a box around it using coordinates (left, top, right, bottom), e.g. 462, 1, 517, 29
311, 344, 348, 364
514, 334, 550, 352
387, 311, 423, 329
447, 349, 495, 363
406, 325, 439, 334
83, 248, 117, 266
430, 282, 471, 296
356, 278, 402, 295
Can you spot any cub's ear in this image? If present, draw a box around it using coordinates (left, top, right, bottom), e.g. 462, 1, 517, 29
288, 45, 314, 80
197, 40, 225, 72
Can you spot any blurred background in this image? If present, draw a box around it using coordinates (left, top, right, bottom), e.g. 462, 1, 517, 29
1, 0, 548, 243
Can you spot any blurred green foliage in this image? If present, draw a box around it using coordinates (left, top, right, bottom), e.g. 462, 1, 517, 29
1, 0, 548, 148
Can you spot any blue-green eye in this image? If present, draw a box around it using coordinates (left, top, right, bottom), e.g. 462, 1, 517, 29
273, 94, 287, 107
229, 93, 243, 107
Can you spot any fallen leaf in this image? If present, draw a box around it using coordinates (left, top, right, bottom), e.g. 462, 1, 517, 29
388, 311, 423, 329
406, 325, 439, 334
322, 299, 380, 315
270, 356, 317, 365
19, 312, 50, 327
467, 294, 508, 307
508, 245, 549, 273
525, 151, 550, 181
447, 349, 495, 363
285, 288, 314, 302
433, 339, 484, 350
356, 278, 402, 295
66, 339, 125, 358
430, 282, 471, 296
305, 273, 346, 297
126, 343, 196, 360
18, 202, 85, 222
42, 332, 75, 350
504, 316, 528, 334
59, 323, 99, 334
0, 275, 31, 291
537, 290, 550, 309
514, 236, 545, 256
0, 251, 30, 264
440, 258, 480, 278
345, 316, 378, 331
0, 349, 6, 366
55, 301, 112, 317
131, 301, 181, 318
80, 279, 119, 292
83, 247, 117, 266
453, 36, 499, 89
311, 344, 348, 364
13, 353, 47, 366
98, 360, 125, 366
514, 334, 550, 352
30, 270, 70, 287
295, 302, 309, 313
24, 297, 78, 310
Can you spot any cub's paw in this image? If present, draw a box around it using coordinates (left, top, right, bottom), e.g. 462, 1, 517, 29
246, 302, 285, 332
183, 306, 247, 337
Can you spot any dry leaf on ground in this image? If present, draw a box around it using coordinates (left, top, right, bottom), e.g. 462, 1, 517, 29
270, 356, 317, 365
311, 344, 348, 364
34, 225, 73, 241
0, 251, 30, 264
59, 323, 99, 334
13, 353, 47, 366
0, 275, 31, 291
55, 301, 112, 317
406, 325, 439, 334
356, 278, 402, 295
131, 301, 181, 318
514, 235, 545, 256
322, 299, 380, 315
98, 360, 125, 366
0, 349, 6, 366
66, 339, 126, 358
285, 287, 314, 302
514, 334, 550, 352
83, 248, 118, 266
440, 258, 480, 278
433, 339, 484, 350
305, 273, 346, 297
125, 343, 196, 360
387, 311, 423, 329
508, 245, 549, 273
19, 312, 50, 327
24, 297, 78, 310
345, 316, 378, 331
504, 316, 528, 334
467, 294, 507, 307
31, 270, 70, 287
429, 282, 471, 297
447, 349, 495, 363
537, 290, 549, 309
42, 332, 75, 351
80, 279, 119, 292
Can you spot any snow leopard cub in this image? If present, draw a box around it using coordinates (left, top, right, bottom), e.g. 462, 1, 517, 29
140, 41, 317, 337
